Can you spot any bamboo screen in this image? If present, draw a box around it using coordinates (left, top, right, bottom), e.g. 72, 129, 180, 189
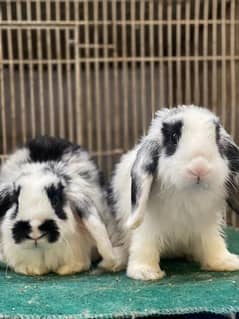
0, 1, 239, 224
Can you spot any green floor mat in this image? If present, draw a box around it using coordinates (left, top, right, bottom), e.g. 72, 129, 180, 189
1, 227, 239, 319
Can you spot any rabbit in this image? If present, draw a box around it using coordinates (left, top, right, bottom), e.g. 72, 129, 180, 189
110, 105, 239, 280
0, 135, 118, 275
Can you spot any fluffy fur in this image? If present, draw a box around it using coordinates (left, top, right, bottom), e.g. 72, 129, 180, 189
0, 136, 118, 275
111, 105, 239, 280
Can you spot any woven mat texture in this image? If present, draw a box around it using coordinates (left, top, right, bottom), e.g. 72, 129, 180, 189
1, 227, 239, 319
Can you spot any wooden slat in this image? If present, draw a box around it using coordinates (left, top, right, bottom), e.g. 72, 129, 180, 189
112, 0, 121, 151
193, 0, 200, 105
0, 9, 7, 154
102, 0, 112, 172
212, 0, 218, 113
36, 0, 45, 135
130, 0, 138, 141
121, 0, 129, 149
203, 0, 209, 108
26, 0, 36, 138
46, 0, 55, 136
176, 1, 182, 105
16, 1, 27, 144
55, 1, 65, 137
221, 0, 227, 126
167, 3, 173, 107
185, 1, 191, 104
74, 1, 83, 145
140, 0, 147, 132
158, 1, 165, 108
149, 0, 155, 116
6, 2, 17, 150
93, 0, 103, 168
84, 0, 93, 152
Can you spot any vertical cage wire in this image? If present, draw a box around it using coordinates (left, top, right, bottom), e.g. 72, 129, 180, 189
0, 0, 239, 225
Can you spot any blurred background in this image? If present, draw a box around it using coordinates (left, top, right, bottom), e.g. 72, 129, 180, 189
0, 0, 239, 224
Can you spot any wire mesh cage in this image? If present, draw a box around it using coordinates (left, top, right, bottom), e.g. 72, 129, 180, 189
0, 0, 239, 225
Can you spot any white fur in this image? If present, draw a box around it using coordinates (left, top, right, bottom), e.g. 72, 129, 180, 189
112, 105, 239, 280
0, 143, 118, 275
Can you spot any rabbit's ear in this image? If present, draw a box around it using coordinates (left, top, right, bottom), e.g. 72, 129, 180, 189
69, 193, 115, 265
218, 130, 239, 214
0, 184, 19, 220
127, 139, 161, 230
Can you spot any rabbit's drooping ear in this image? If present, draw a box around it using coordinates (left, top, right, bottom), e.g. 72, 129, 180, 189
0, 184, 20, 220
127, 139, 161, 230
69, 194, 115, 264
219, 131, 239, 214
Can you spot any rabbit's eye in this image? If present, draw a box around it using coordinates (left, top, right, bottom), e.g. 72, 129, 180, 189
171, 133, 179, 145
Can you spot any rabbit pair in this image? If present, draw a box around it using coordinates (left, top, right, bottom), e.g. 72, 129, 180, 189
1, 105, 239, 280
0, 136, 119, 275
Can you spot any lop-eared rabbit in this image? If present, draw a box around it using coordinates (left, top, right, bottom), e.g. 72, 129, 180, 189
0, 136, 118, 275
111, 105, 239, 280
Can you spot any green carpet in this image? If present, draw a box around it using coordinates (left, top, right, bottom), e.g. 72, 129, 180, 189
1, 228, 239, 319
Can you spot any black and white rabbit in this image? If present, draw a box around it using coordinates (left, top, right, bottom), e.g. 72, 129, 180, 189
0, 136, 118, 275
111, 105, 239, 280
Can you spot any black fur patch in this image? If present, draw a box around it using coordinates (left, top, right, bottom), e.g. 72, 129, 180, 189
28, 135, 80, 163
144, 147, 160, 174
0, 186, 21, 220
162, 120, 183, 156
224, 143, 239, 173
218, 139, 239, 173
106, 185, 118, 215
130, 140, 160, 208
215, 122, 221, 146
131, 176, 140, 207
12, 220, 31, 244
39, 219, 60, 243
45, 183, 67, 220
98, 170, 106, 187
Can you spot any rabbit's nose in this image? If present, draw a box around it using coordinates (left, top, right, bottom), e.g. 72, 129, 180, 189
187, 157, 211, 181
29, 220, 44, 239
188, 166, 210, 178
28, 234, 46, 241
27, 233, 47, 247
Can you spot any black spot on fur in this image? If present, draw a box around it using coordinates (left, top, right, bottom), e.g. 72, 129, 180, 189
98, 170, 106, 187
162, 120, 183, 156
215, 121, 221, 146
12, 220, 31, 244
39, 219, 60, 243
106, 184, 117, 212
224, 143, 239, 173
218, 139, 239, 173
131, 176, 140, 207
144, 146, 160, 174
130, 140, 160, 209
28, 135, 80, 163
45, 183, 67, 220
10, 186, 21, 219
0, 186, 21, 220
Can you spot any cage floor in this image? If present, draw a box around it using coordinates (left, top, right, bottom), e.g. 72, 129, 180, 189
1, 227, 239, 319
